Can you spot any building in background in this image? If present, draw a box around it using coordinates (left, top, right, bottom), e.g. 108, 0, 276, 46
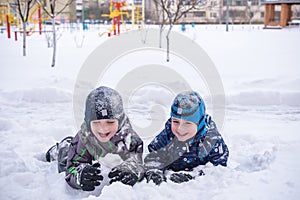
41, 0, 76, 22
2, 0, 299, 26
145, 0, 300, 24
261, 0, 300, 27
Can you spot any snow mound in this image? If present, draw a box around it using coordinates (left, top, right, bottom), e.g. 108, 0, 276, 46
238, 78, 300, 92
0, 118, 17, 131
1, 87, 72, 103
228, 91, 300, 106
236, 149, 276, 172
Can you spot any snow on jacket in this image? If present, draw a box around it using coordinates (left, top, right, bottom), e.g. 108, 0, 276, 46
65, 117, 144, 189
144, 115, 229, 172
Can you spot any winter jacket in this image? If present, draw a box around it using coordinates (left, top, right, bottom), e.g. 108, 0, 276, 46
65, 117, 144, 189
144, 115, 229, 172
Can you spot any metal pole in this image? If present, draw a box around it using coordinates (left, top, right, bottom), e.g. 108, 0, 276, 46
38, 6, 42, 35
82, 0, 84, 30
142, 0, 145, 26
132, 3, 134, 27
226, 0, 229, 32
6, 14, 11, 39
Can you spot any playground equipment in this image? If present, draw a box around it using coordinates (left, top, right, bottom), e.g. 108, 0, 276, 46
101, 0, 130, 36
0, 3, 19, 38
0, 3, 19, 26
131, 0, 144, 28
101, 0, 145, 37
1, 1, 53, 40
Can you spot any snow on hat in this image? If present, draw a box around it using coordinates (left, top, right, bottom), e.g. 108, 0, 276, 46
84, 86, 125, 130
171, 91, 207, 134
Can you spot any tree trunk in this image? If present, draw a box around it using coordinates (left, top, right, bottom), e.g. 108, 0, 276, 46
159, 24, 163, 48
22, 22, 26, 56
51, 16, 56, 67
166, 23, 172, 62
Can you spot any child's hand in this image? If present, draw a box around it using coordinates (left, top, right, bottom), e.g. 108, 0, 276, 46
108, 165, 138, 186
169, 172, 194, 183
79, 162, 103, 191
145, 169, 166, 185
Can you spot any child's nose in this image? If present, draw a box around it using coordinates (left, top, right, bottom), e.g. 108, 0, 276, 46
176, 123, 185, 133
97, 124, 108, 132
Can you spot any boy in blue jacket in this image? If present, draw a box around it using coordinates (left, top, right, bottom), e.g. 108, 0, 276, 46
144, 91, 229, 185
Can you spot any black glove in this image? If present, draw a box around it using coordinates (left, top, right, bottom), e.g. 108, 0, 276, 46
108, 165, 138, 186
145, 169, 166, 185
199, 170, 205, 176
170, 172, 194, 183
79, 163, 103, 191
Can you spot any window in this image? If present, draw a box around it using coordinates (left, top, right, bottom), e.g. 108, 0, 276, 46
210, 12, 217, 18
194, 11, 206, 17
211, 1, 216, 7
225, 0, 248, 6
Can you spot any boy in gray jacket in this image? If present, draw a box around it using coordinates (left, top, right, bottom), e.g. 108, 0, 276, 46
47, 86, 144, 191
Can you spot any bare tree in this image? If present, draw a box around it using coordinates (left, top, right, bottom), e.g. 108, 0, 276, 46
154, 0, 205, 61
246, 0, 262, 25
15, 0, 37, 56
292, 5, 300, 19
37, 0, 74, 67
207, 0, 222, 24
153, 0, 167, 48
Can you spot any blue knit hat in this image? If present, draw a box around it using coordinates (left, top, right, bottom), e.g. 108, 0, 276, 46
171, 91, 207, 135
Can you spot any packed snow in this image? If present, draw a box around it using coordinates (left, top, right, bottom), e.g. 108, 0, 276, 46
0, 24, 300, 200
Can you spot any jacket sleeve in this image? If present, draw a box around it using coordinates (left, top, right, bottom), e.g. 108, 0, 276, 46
144, 119, 173, 170
118, 130, 144, 163
120, 130, 145, 180
148, 118, 172, 152
205, 118, 229, 167
65, 133, 93, 189
207, 136, 229, 167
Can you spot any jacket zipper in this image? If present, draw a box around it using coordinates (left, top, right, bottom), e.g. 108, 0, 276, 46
186, 143, 190, 153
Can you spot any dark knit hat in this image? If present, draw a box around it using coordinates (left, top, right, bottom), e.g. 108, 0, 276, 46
171, 91, 207, 134
84, 86, 125, 130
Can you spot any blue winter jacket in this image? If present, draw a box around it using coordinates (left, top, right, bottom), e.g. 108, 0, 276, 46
144, 115, 229, 172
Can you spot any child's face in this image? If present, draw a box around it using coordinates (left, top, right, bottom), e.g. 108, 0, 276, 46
90, 119, 119, 143
171, 117, 197, 142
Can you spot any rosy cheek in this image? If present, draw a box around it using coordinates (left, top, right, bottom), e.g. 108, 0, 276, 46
171, 125, 176, 133
190, 127, 197, 135
112, 126, 118, 134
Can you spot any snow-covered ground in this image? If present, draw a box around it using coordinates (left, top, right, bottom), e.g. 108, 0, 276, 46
0, 24, 300, 200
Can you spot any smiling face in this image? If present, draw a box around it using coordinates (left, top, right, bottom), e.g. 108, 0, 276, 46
171, 117, 198, 142
90, 119, 119, 143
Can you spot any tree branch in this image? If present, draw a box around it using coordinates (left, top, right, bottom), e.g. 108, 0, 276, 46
16, 0, 25, 23
56, 0, 74, 15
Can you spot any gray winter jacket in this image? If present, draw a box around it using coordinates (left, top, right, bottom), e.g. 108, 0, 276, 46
65, 117, 144, 189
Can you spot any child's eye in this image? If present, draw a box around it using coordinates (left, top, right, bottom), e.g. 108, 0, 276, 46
172, 120, 179, 124
107, 121, 116, 124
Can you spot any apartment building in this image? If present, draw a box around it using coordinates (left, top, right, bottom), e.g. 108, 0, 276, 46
145, 0, 300, 24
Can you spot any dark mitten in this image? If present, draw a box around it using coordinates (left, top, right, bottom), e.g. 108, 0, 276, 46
108, 159, 144, 186
199, 170, 205, 176
145, 169, 166, 185
108, 166, 138, 186
79, 163, 103, 191
170, 172, 194, 183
